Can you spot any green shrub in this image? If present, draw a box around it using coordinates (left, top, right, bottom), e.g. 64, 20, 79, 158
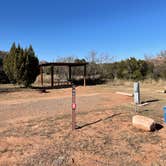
3, 43, 39, 87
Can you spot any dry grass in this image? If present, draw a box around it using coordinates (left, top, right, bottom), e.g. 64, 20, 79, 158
0, 81, 166, 165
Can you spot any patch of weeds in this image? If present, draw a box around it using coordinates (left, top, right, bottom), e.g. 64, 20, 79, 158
19, 141, 72, 166
0, 115, 71, 138
119, 130, 161, 155
160, 153, 166, 161
151, 161, 163, 166
119, 159, 142, 166
139, 109, 163, 121
72, 135, 108, 156
126, 136, 142, 152
102, 150, 133, 165
147, 133, 161, 144
103, 135, 112, 145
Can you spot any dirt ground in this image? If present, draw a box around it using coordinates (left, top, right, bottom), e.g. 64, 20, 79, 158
0, 82, 166, 166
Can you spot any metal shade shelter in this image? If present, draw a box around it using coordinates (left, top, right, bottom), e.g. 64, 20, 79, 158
39, 62, 88, 87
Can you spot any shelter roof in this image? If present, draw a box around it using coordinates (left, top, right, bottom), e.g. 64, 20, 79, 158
39, 62, 88, 67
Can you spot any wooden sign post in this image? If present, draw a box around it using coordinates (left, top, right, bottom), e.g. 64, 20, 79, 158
72, 84, 76, 130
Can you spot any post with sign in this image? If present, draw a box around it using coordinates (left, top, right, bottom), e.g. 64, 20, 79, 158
72, 84, 76, 130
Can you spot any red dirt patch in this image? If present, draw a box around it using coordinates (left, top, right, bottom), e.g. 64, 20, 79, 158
0, 85, 165, 165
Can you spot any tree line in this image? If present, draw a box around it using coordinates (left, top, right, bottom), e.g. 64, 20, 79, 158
88, 54, 166, 81
1, 43, 166, 86
48, 51, 166, 82
2, 43, 39, 87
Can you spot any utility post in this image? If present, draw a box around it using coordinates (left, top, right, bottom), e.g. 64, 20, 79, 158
134, 82, 140, 112
134, 82, 140, 104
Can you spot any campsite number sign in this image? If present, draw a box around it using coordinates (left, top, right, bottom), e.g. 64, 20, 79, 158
72, 84, 76, 130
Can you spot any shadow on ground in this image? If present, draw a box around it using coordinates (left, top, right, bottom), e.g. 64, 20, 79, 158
154, 123, 164, 131
141, 99, 160, 104
76, 113, 122, 129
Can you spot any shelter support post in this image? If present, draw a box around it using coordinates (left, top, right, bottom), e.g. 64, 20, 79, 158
51, 65, 54, 88
69, 66, 71, 81
83, 64, 86, 87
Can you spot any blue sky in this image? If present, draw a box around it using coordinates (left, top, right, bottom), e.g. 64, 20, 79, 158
0, 0, 166, 61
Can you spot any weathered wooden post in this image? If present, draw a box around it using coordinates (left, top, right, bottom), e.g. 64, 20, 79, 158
72, 84, 76, 130
69, 65, 71, 81
134, 82, 140, 104
51, 65, 54, 88
83, 64, 86, 87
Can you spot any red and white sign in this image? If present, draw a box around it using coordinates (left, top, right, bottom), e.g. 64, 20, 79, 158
72, 103, 76, 110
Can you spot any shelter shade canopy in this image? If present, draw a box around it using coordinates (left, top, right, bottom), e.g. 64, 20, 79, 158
39, 62, 88, 87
